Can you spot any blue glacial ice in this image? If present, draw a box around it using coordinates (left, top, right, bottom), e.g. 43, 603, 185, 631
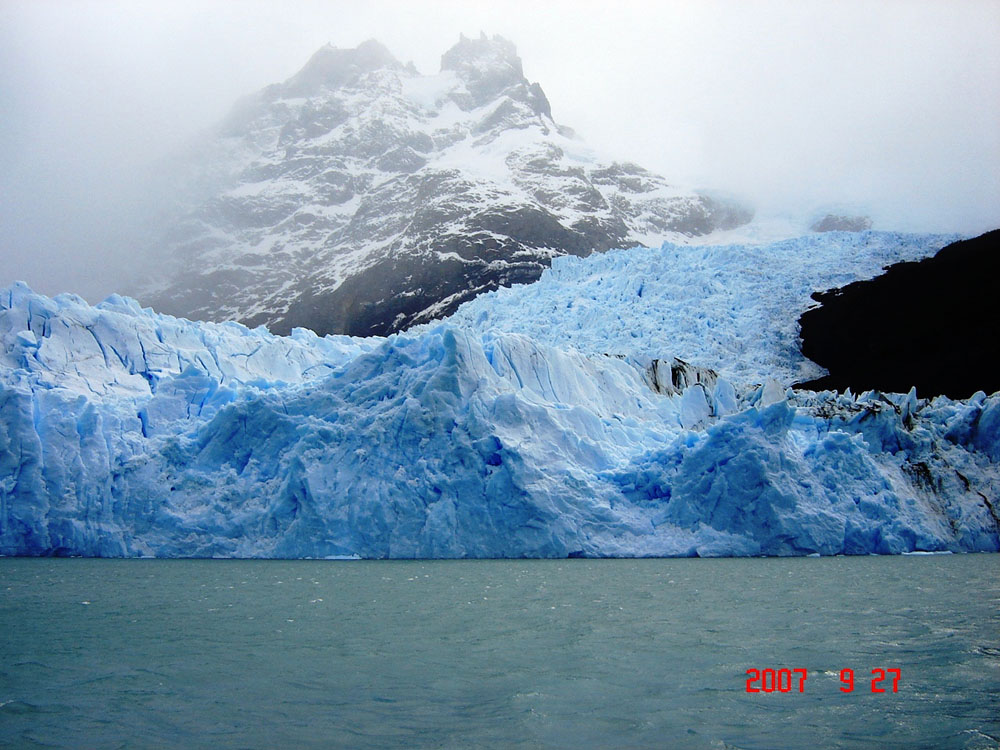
1, 232, 998, 557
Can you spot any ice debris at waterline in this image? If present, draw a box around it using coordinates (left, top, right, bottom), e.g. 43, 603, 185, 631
1, 247, 999, 558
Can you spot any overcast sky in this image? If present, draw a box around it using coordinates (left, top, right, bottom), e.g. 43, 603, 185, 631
2, 0, 998, 300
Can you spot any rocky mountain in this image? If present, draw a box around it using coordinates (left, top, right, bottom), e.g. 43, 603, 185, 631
136, 34, 750, 337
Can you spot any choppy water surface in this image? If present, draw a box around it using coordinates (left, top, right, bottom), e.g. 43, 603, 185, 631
1, 555, 997, 749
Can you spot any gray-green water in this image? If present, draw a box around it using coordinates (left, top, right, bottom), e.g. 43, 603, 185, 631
1, 555, 997, 749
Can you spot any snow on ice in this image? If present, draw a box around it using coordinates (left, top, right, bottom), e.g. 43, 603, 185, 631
1, 232, 997, 557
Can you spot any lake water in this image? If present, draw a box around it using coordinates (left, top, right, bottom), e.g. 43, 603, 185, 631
1, 555, 997, 749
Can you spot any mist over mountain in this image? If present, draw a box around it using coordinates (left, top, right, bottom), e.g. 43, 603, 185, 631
134, 35, 750, 337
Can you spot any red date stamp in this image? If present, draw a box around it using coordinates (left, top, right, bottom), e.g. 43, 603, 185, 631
745, 668, 901, 693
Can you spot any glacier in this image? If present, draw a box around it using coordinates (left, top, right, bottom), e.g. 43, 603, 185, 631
1, 232, 998, 558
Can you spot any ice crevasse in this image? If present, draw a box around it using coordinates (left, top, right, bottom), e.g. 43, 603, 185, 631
1, 234, 999, 558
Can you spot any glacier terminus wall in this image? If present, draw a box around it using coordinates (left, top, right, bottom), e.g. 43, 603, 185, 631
2, 232, 998, 557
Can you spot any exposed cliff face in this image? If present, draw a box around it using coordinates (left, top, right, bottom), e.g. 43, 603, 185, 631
135, 34, 750, 337
797, 229, 1000, 399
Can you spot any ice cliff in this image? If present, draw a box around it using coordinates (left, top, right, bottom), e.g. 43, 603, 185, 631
2, 232, 998, 557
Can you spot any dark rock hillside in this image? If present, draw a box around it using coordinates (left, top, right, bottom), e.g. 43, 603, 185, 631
797, 229, 1000, 398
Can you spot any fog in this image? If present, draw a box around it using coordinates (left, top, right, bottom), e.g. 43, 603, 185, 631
2, 0, 998, 301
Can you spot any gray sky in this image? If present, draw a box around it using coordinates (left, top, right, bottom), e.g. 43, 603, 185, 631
2, 0, 998, 300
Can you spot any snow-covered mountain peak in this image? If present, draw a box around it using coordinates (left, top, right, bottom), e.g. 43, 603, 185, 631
441, 33, 523, 77
136, 37, 751, 337
439, 33, 530, 108
282, 39, 402, 96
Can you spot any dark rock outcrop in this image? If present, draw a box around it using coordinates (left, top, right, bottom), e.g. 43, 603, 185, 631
810, 214, 873, 232
797, 229, 1000, 398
